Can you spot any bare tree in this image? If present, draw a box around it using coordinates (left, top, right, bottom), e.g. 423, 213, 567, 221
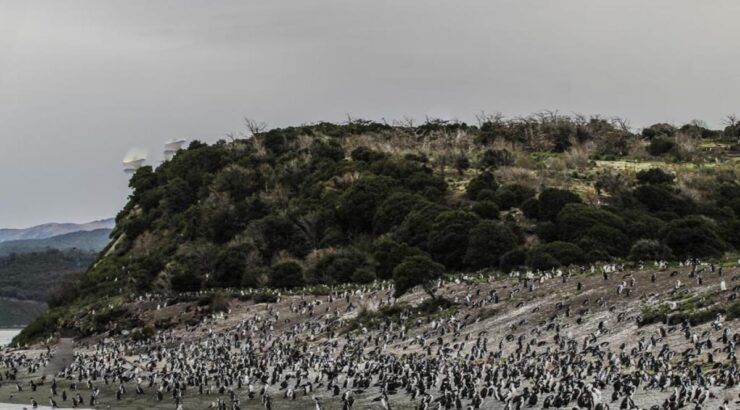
475, 111, 505, 127
244, 117, 267, 137
723, 115, 738, 127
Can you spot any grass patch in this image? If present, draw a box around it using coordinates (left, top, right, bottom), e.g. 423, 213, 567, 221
640, 294, 739, 327
342, 297, 458, 333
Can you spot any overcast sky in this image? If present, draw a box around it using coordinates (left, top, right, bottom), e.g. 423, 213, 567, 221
1, 1, 739, 228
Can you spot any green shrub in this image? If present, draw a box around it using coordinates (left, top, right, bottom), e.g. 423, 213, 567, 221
269, 261, 305, 289
532, 241, 585, 266
466, 171, 498, 199
372, 237, 426, 280
373, 192, 426, 234
393, 255, 445, 298
337, 175, 393, 232
500, 248, 526, 271
538, 188, 582, 221
131, 326, 155, 341
642, 123, 676, 139
526, 249, 560, 271
647, 137, 676, 156
636, 168, 675, 185
170, 269, 203, 292
578, 224, 630, 257
478, 149, 514, 169
520, 198, 541, 219
471, 201, 500, 219
535, 221, 559, 243
427, 211, 481, 269
628, 239, 673, 261
396, 202, 446, 249
660, 216, 726, 259
12, 308, 65, 346
312, 248, 374, 285
494, 184, 536, 210
463, 221, 518, 269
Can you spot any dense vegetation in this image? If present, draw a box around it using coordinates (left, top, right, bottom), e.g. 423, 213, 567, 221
22, 114, 740, 343
0, 249, 98, 301
0, 298, 47, 328
0, 229, 111, 257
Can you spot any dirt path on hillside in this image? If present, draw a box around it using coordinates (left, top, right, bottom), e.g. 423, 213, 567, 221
44, 338, 73, 377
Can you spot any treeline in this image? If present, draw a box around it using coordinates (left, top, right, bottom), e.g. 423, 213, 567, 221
0, 249, 98, 301
42, 115, 740, 309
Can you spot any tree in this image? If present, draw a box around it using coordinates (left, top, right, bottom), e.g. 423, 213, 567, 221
520, 197, 542, 219
463, 221, 517, 269
351, 146, 387, 163
499, 248, 526, 272
170, 269, 203, 292
636, 168, 675, 186
642, 123, 676, 139
337, 175, 392, 232
578, 224, 630, 258
647, 138, 676, 156
478, 149, 514, 169
628, 239, 673, 262
269, 261, 305, 289
249, 213, 309, 260
660, 216, 727, 259
556, 203, 625, 242
471, 201, 500, 220
372, 237, 426, 280
538, 188, 582, 221
373, 192, 426, 234
427, 211, 481, 269
312, 248, 375, 285
309, 139, 345, 162
395, 202, 446, 249
162, 177, 194, 212
392, 255, 445, 299
129, 166, 158, 199
214, 245, 250, 287
634, 185, 693, 216
454, 156, 470, 176
466, 171, 498, 200
532, 241, 585, 266
213, 165, 261, 200
494, 184, 536, 210
526, 248, 560, 271
594, 170, 628, 197
623, 211, 666, 241
199, 192, 240, 244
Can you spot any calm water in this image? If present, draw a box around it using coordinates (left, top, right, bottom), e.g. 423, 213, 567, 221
0, 329, 21, 346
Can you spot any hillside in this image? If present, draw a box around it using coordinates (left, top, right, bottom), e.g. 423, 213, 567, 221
17, 114, 740, 343
0, 218, 114, 242
4, 263, 739, 409
0, 298, 46, 328
0, 230, 109, 326
0, 249, 99, 301
0, 228, 111, 257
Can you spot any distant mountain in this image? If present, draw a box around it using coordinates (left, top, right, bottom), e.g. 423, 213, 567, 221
0, 248, 98, 301
0, 229, 112, 257
0, 298, 46, 328
0, 218, 114, 243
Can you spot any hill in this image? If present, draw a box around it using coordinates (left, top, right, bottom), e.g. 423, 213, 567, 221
0, 298, 46, 328
5, 263, 739, 409
0, 248, 99, 301
0, 218, 114, 243
17, 114, 740, 343
0, 228, 112, 257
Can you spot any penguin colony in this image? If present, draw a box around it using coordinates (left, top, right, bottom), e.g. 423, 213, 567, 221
1, 260, 739, 409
